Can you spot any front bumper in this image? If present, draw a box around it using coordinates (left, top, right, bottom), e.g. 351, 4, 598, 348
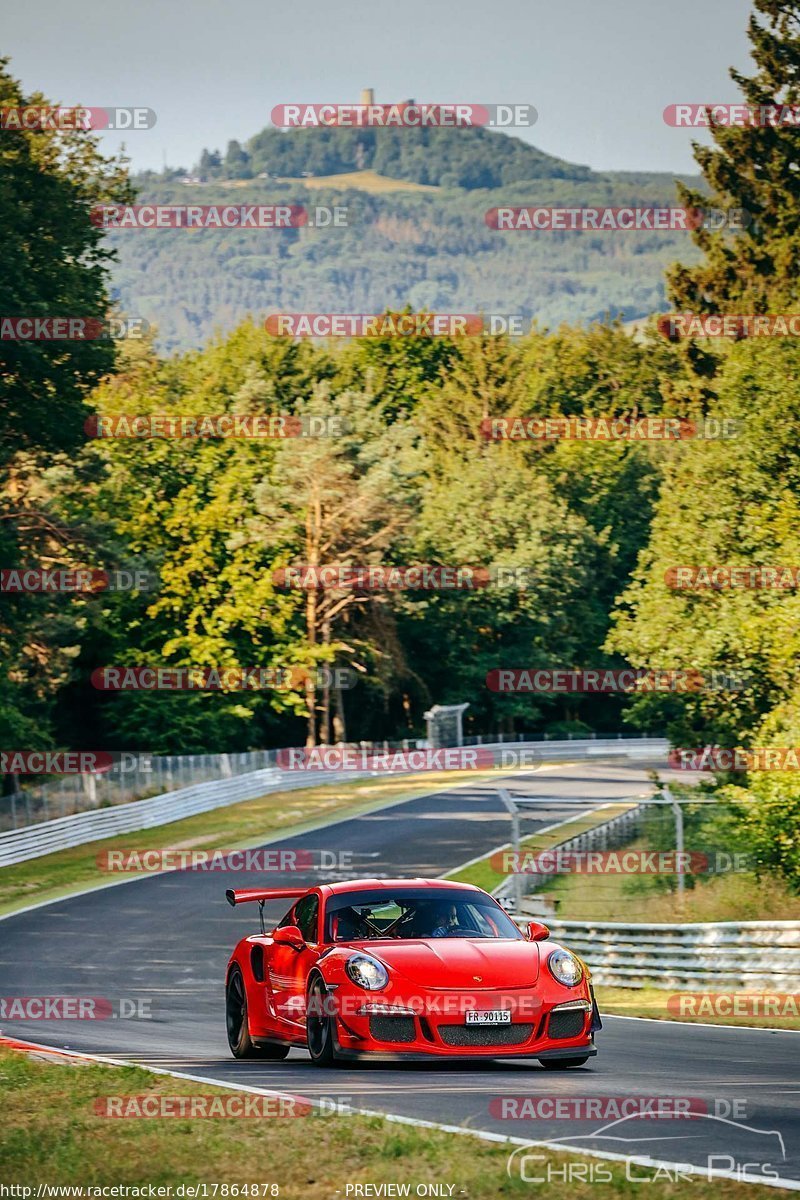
332, 1031, 598, 1062
333, 995, 596, 1059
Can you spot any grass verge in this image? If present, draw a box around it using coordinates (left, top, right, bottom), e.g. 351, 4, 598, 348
595, 985, 800, 1030
0, 1045, 779, 1199
274, 168, 440, 192
0, 768, 504, 918
536, 836, 800, 923
446, 801, 637, 894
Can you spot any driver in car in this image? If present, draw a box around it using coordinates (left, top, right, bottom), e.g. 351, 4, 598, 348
431, 903, 459, 937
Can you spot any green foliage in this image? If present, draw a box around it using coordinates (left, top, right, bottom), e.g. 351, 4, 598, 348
0, 57, 132, 751
717, 686, 800, 890
607, 338, 800, 744
609, 3, 800, 889
0, 59, 132, 472
203, 124, 592, 189
668, 0, 800, 313
32, 317, 689, 752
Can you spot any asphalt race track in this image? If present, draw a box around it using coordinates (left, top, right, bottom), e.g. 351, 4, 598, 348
2, 759, 799, 1188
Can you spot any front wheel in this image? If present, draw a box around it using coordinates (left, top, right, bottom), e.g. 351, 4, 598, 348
226, 966, 290, 1060
306, 975, 339, 1067
540, 1056, 590, 1070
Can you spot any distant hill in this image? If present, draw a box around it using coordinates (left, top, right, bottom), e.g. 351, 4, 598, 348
185, 124, 594, 190
117, 127, 701, 353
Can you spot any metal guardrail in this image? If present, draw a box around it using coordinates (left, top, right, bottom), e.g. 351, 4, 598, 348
0, 737, 667, 868
1, 732, 666, 830
0, 745, 417, 830
0, 766, 362, 869
542, 918, 800, 991
0, 768, 278, 868
491, 778, 800, 991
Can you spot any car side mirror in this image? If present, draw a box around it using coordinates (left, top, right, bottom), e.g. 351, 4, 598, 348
272, 924, 305, 950
527, 920, 550, 942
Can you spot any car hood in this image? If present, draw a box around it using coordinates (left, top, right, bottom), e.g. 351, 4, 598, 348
369, 939, 540, 989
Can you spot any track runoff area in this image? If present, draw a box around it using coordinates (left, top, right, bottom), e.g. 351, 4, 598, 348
1, 756, 798, 1189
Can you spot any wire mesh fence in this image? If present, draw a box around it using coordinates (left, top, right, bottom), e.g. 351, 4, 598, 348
0, 740, 419, 831
0, 731, 661, 832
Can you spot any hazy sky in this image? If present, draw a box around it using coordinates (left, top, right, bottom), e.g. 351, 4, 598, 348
5, 0, 754, 175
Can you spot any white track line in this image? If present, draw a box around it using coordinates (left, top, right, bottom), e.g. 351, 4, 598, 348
0, 764, 545, 924
2, 1035, 798, 1193
607, 1013, 800, 1036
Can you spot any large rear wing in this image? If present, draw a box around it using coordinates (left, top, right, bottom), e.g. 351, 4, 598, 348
226, 886, 308, 907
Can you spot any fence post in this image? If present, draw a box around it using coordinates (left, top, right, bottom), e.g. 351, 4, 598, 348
84, 772, 98, 808
666, 786, 685, 909
498, 788, 522, 912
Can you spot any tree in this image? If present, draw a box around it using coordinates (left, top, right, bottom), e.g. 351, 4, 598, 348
668, 1, 800, 313
0, 57, 132, 751
411, 334, 608, 734
607, 338, 800, 746
224, 139, 251, 178
198, 148, 221, 178
69, 326, 326, 753
254, 387, 419, 745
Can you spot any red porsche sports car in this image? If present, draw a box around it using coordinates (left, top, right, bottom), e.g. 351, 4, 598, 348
224, 878, 600, 1067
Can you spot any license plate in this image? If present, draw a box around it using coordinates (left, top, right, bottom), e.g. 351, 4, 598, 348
465, 1009, 512, 1026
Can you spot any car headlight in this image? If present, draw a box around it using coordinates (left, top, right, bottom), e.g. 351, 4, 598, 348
548, 948, 583, 987
345, 953, 389, 991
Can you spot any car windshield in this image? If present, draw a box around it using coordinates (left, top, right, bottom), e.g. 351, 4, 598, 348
324, 888, 523, 942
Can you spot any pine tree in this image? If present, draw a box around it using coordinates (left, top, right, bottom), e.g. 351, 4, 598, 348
668, 0, 800, 314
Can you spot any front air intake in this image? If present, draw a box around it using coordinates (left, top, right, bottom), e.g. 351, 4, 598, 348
369, 1014, 416, 1043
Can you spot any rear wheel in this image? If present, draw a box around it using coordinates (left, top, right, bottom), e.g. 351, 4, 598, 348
306, 975, 338, 1067
226, 966, 290, 1060
540, 1056, 590, 1070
